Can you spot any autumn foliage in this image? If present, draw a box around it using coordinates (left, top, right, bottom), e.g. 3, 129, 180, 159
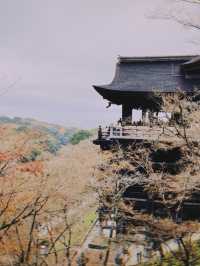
0, 126, 74, 266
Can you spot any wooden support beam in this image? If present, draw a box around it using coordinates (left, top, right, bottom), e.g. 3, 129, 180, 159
142, 110, 147, 124
122, 104, 132, 125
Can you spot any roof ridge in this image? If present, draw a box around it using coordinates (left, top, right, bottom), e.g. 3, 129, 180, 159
118, 55, 199, 63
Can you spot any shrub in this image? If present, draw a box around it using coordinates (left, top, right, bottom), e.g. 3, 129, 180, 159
45, 140, 61, 155
0, 116, 13, 123
20, 149, 42, 162
70, 130, 92, 145
16, 126, 28, 132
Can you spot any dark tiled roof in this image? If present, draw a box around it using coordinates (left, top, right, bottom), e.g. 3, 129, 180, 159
94, 55, 200, 96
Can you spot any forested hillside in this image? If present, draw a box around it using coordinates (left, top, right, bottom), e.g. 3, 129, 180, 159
0, 116, 94, 154
0, 117, 100, 265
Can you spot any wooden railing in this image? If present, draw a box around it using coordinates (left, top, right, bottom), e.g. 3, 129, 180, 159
99, 125, 184, 142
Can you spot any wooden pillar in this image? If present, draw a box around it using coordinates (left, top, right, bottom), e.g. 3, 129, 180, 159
142, 110, 147, 124
122, 104, 132, 125
148, 111, 154, 126
155, 112, 159, 124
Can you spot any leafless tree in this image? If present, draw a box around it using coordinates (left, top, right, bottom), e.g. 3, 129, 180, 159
150, 0, 200, 36
0, 137, 74, 266
95, 92, 200, 265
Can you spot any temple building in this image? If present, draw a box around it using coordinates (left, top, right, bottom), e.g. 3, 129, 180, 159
83, 56, 200, 265
93, 55, 200, 149
79, 56, 200, 265
93, 55, 200, 220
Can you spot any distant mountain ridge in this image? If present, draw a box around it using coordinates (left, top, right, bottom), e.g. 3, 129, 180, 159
0, 116, 94, 154
0, 116, 76, 132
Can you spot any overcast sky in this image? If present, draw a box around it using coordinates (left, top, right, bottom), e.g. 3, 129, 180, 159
0, 0, 199, 128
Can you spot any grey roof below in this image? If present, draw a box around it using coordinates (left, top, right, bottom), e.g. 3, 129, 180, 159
182, 56, 200, 72
183, 56, 200, 66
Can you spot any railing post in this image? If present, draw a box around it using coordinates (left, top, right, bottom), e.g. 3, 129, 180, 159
120, 127, 123, 137
110, 126, 114, 137
98, 126, 102, 140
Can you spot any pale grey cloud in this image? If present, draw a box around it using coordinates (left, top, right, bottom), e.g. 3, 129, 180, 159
0, 0, 199, 128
